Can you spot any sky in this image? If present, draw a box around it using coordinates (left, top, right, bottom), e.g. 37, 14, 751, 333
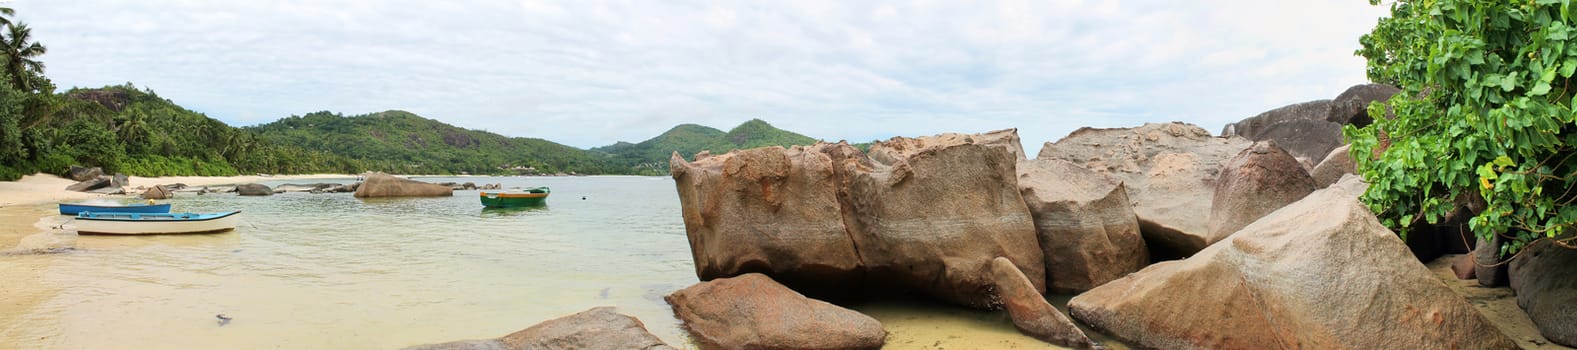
13, 1, 1392, 152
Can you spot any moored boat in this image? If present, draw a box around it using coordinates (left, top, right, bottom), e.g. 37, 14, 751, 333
59, 202, 172, 215
480, 187, 550, 208
73, 211, 241, 235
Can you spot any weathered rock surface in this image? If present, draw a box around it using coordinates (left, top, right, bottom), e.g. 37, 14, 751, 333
1038, 122, 1251, 260
1068, 188, 1519, 350
989, 257, 1093, 348
670, 144, 861, 294
67, 165, 102, 182
274, 183, 336, 193
1328, 84, 1401, 127
402, 307, 673, 350
1509, 239, 1577, 347
666, 273, 886, 350
1207, 141, 1317, 244
1310, 144, 1356, 188
1476, 235, 1509, 287
1016, 159, 1146, 293
65, 177, 110, 192
236, 183, 273, 196
140, 185, 172, 200
1247, 118, 1346, 163
1451, 254, 1477, 280
1223, 100, 1331, 139
110, 173, 128, 188
848, 132, 1044, 307
354, 172, 454, 198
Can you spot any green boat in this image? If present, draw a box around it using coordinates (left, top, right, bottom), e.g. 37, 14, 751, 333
479, 187, 550, 207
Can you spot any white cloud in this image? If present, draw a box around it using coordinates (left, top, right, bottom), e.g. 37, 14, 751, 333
13, 0, 1390, 151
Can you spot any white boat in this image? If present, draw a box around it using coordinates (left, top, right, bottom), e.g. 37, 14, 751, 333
73, 211, 241, 235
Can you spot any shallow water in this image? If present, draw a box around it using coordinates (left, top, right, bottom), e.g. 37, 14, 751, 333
0, 176, 1114, 349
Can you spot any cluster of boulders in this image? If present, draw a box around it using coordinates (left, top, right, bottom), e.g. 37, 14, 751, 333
76, 171, 481, 200
606, 83, 1568, 349
64, 166, 129, 195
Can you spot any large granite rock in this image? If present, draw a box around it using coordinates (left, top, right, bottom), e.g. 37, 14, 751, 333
670, 144, 862, 295
989, 257, 1093, 348
67, 165, 102, 182
402, 307, 673, 350
1247, 118, 1346, 163
140, 185, 172, 200
354, 172, 454, 198
1328, 84, 1401, 127
1068, 187, 1518, 350
1222, 100, 1331, 139
1310, 144, 1356, 188
846, 132, 1044, 307
1508, 239, 1577, 347
236, 183, 273, 196
666, 273, 886, 350
1038, 122, 1252, 260
65, 177, 110, 192
1016, 159, 1147, 293
1207, 141, 1316, 244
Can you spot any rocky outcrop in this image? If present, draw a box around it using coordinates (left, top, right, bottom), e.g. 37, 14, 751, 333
1038, 122, 1251, 260
236, 183, 273, 196
1222, 100, 1345, 162
328, 183, 359, 193
402, 307, 673, 350
1068, 188, 1518, 350
1328, 84, 1400, 127
1223, 100, 1331, 139
354, 172, 454, 198
1016, 159, 1146, 293
666, 273, 886, 350
65, 177, 110, 192
846, 132, 1044, 307
274, 183, 336, 193
989, 257, 1093, 348
1207, 141, 1317, 243
140, 185, 172, 200
1310, 144, 1356, 188
670, 145, 861, 295
67, 165, 102, 182
1508, 239, 1577, 347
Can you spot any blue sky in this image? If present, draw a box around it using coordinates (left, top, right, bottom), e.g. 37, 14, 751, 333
14, 1, 1389, 151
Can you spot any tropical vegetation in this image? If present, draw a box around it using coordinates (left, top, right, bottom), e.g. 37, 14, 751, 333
1350, 0, 1577, 255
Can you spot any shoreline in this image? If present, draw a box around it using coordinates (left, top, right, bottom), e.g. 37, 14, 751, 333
0, 173, 356, 207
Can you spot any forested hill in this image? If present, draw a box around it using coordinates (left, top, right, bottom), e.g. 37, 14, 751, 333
245, 110, 623, 175
591, 119, 820, 174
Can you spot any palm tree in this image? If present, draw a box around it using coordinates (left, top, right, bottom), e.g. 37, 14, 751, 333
3, 22, 46, 91
0, 7, 15, 29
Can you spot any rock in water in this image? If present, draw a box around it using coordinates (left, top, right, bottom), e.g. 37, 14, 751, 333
1508, 239, 1577, 347
1038, 122, 1251, 260
847, 132, 1044, 307
1068, 188, 1518, 350
67, 165, 102, 182
1207, 141, 1316, 244
1017, 159, 1147, 293
65, 177, 110, 192
236, 183, 273, 196
1309, 144, 1356, 189
665, 273, 886, 350
989, 257, 1093, 348
669, 144, 862, 295
140, 185, 172, 200
402, 307, 673, 350
353, 172, 453, 198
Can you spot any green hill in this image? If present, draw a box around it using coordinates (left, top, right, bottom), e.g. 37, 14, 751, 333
592, 119, 819, 175
246, 110, 623, 175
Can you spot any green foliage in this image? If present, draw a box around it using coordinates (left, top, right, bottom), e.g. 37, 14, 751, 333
1351, 0, 1577, 255
591, 119, 819, 175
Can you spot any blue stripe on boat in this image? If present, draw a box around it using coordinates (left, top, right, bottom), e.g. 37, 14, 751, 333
59, 203, 172, 215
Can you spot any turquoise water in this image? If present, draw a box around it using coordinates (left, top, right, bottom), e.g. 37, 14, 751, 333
1, 176, 699, 349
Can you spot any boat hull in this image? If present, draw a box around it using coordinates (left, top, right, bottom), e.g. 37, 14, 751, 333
59, 203, 172, 215
74, 211, 241, 235
480, 188, 549, 208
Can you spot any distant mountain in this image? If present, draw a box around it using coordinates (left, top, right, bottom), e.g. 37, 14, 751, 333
592, 119, 819, 175
247, 110, 624, 175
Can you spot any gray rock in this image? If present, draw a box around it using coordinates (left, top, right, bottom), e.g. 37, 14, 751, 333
1508, 239, 1577, 347
1476, 235, 1509, 287
1223, 100, 1332, 139
1328, 84, 1400, 127
67, 165, 102, 182
236, 183, 273, 196
402, 307, 673, 350
65, 177, 110, 192
110, 173, 128, 188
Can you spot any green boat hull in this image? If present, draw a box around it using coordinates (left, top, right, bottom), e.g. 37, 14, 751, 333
480, 187, 550, 208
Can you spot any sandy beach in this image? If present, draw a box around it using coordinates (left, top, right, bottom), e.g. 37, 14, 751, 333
0, 173, 355, 207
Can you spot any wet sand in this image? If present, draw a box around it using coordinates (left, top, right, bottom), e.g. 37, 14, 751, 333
1426, 254, 1570, 349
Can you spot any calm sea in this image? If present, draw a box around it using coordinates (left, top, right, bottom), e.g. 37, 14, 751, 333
1, 176, 1101, 349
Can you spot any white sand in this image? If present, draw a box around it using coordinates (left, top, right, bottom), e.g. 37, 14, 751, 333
0, 173, 353, 207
